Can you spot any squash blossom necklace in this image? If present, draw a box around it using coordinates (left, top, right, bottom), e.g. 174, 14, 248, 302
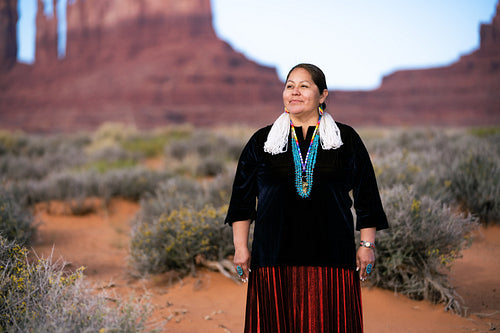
289, 107, 323, 198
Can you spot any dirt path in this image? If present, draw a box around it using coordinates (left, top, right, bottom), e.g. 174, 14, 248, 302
33, 199, 500, 332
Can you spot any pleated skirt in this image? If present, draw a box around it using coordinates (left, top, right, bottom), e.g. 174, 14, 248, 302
244, 266, 363, 333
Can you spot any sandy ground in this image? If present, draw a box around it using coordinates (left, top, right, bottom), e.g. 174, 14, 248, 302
32, 199, 500, 333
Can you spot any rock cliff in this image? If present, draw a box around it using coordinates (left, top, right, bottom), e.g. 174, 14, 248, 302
0, 0, 17, 71
0, 0, 499, 132
0, 0, 282, 132
332, 2, 500, 126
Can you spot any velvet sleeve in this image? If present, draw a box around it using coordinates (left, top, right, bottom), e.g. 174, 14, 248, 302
351, 130, 389, 231
224, 133, 260, 226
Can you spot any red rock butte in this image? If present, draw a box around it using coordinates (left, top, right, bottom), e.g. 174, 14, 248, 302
0, 0, 499, 133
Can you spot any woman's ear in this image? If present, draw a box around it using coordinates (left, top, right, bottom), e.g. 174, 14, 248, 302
320, 89, 328, 104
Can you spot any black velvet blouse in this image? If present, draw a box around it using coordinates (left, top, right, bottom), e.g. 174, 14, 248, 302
225, 122, 389, 270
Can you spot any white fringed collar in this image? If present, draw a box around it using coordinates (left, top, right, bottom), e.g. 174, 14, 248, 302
264, 109, 343, 155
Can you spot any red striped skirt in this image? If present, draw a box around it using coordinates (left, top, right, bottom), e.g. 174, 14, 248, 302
244, 266, 363, 333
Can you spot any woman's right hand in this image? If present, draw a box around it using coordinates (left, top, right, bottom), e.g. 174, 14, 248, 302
232, 220, 251, 282
234, 246, 251, 282
231, 220, 252, 282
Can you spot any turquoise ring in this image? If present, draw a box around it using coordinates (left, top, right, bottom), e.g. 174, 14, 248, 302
366, 263, 373, 274
236, 266, 243, 276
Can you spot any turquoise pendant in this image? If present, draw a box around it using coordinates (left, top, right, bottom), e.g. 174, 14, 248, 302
291, 132, 319, 198
302, 181, 308, 194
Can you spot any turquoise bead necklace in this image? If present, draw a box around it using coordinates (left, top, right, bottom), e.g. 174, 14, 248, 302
289, 107, 323, 198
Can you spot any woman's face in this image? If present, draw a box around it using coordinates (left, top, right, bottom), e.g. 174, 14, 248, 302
283, 67, 328, 117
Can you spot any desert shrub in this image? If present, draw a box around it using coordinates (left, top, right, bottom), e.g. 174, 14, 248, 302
15, 168, 168, 206
83, 145, 142, 173
167, 141, 191, 161
83, 158, 139, 173
130, 205, 232, 275
165, 131, 244, 163
0, 189, 36, 245
163, 131, 243, 179
22, 171, 101, 205
0, 131, 89, 158
364, 127, 453, 156
88, 123, 136, 147
136, 173, 234, 225
448, 149, 500, 223
88, 123, 192, 159
122, 134, 171, 158
467, 126, 500, 138
206, 171, 234, 208
0, 131, 33, 156
100, 167, 169, 201
194, 133, 244, 161
0, 140, 87, 182
373, 146, 457, 203
371, 185, 478, 314
0, 155, 49, 181
373, 149, 423, 188
368, 129, 449, 198
196, 156, 225, 177
368, 128, 500, 213
0, 237, 153, 332
137, 178, 207, 224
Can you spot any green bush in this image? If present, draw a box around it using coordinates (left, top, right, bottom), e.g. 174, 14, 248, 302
83, 145, 142, 173
196, 157, 225, 177
131, 174, 234, 275
137, 178, 207, 223
448, 150, 500, 223
206, 172, 234, 208
371, 185, 478, 314
100, 168, 169, 201
165, 131, 244, 164
130, 205, 232, 275
373, 149, 422, 187
0, 237, 153, 332
136, 174, 233, 227
13, 168, 169, 206
368, 129, 500, 222
122, 134, 171, 158
368, 129, 454, 198
0, 142, 86, 182
0, 189, 36, 245
166, 141, 190, 161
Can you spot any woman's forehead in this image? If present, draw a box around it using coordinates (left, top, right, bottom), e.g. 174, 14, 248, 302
287, 68, 313, 82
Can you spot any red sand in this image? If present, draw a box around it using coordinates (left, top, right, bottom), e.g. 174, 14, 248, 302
33, 199, 500, 332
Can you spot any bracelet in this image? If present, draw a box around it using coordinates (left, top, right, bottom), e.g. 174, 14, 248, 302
360, 240, 376, 249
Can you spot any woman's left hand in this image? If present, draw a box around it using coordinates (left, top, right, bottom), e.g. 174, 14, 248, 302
356, 246, 375, 281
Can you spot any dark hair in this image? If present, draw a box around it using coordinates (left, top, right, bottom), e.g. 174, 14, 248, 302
286, 63, 328, 110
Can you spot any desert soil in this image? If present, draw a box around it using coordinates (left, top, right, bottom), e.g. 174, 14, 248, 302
32, 199, 500, 333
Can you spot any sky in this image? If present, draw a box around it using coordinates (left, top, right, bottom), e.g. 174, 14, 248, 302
17, 0, 69, 62
17, 0, 498, 90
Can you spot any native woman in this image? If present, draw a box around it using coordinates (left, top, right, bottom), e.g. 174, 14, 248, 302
225, 63, 389, 332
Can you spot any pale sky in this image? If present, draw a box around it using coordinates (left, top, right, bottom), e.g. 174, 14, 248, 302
211, 0, 498, 89
17, 0, 498, 90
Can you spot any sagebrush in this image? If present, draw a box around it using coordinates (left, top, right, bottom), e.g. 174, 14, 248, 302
0, 236, 154, 332
370, 185, 478, 314
130, 205, 233, 275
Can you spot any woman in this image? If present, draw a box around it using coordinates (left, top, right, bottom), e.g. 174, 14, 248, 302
225, 63, 388, 332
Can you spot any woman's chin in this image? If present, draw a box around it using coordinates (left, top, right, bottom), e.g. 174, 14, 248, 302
288, 108, 316, 117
